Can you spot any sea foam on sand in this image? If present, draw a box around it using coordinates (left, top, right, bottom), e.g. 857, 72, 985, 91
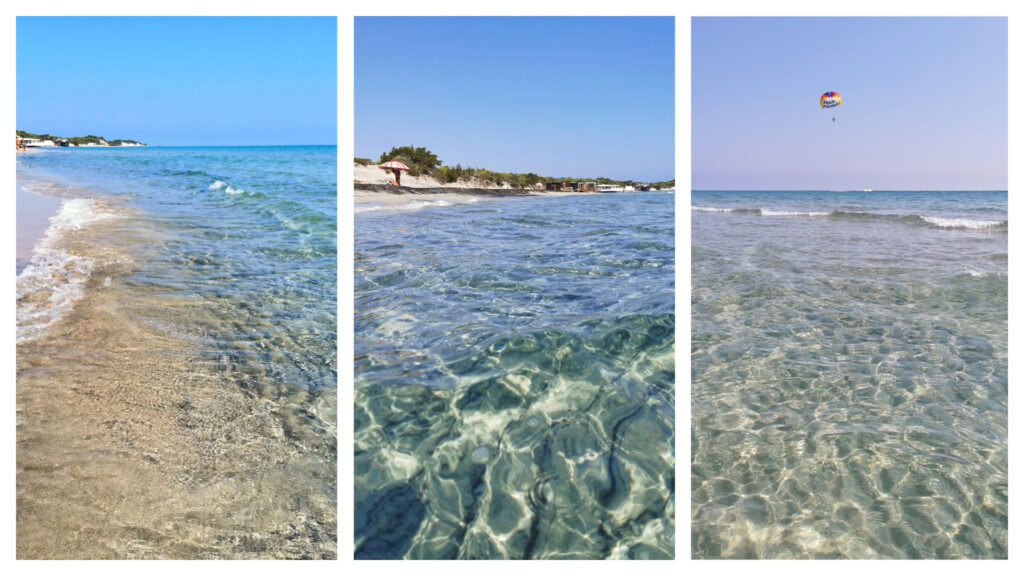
16, 198, 115, 343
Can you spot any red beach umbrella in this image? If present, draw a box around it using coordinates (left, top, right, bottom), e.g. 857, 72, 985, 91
379, 160, 410, 186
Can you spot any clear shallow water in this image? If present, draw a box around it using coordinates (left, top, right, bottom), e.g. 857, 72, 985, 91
691, 190, 1007, 559
16, 147, 336, 558
355, 191, 675, 559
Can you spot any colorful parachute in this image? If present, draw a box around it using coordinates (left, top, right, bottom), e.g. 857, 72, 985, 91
820, 91, 842, 108
820, 91, 841, 122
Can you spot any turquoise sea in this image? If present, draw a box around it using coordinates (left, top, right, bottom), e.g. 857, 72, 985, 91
16, 146, 337, 558
354, 190, 675, 559
691, 190, 1007, 559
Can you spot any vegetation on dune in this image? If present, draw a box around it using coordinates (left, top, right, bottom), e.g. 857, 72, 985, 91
358, 146, 674, 189
377, 146, 440, 177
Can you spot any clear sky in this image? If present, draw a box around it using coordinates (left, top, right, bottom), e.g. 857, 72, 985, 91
692, 17, 1007, 191
17, 17, 336, 146
355, 17, 674, 182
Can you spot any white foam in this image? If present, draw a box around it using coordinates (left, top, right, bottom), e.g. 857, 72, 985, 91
209, 180, 245, 195
760, 209, 829, 217
691, 205, 734, 212
355, 199, 458, 214
22, 179, 67, 196
921, 216, 1005, 229
16, 198, 115, 343
960, 267, 1002, 278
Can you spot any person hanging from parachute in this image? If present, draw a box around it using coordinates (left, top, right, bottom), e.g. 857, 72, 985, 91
820, 91, 841, 122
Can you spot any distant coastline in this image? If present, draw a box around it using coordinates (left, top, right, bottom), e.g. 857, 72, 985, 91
356, 146, 675, 192
17, 129, 146, 148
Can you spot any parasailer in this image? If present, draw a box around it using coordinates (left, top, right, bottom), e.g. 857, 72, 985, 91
820, 91, 842, 122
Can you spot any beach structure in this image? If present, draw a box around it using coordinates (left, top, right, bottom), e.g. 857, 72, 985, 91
379, 160, 409, 186
17, 137, 54, 148
543, 181, 597, 192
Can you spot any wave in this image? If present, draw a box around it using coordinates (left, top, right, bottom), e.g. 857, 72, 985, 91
355, 199, 476, 214
760, 209, 829, 217
920, 216, 1006, 230
209, 180, 247, 196
691, 205, 735, 213
17, 198, 116, 343
692, 205, 1007, 231
958, 267, 1004, 279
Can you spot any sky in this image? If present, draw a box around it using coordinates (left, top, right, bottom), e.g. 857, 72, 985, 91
355, 17, 674, 182
17, 17, 336, 146
692, 17, 1008, 191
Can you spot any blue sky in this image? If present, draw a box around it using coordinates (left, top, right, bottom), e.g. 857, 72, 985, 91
17, 17, 336, 146
355, 17, 674, 182
693, 17, 1007, 190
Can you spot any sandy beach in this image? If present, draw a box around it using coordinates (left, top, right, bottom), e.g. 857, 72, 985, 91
355, 163, 503, 188
354, 161, 606, 213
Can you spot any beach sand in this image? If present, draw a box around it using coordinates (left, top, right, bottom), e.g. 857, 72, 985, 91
18, 282, 336, 558
355, 163, 495, 188
16, 176, 64, 272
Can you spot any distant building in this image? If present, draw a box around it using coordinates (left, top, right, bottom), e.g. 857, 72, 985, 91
19, 137, 54, 147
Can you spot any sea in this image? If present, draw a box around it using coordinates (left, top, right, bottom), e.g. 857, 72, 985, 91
354, 190, 676, 559
16, 146, 337, 559
691, 190, 1007, 559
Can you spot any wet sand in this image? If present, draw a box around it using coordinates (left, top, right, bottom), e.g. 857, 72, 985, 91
18, 293, 336, 558
16, 176, 64, 272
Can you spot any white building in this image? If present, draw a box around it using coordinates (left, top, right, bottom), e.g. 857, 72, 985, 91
20, 137, 55, 147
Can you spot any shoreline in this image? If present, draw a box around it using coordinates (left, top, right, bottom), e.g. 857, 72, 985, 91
16, 153, 338, 559
353, 182, 610, 203
353, 183, 607, 213
16, 172, 65, 273
355, 182, 533, 196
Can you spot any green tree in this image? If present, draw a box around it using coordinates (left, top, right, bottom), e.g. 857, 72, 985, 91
377, 146, 441, 170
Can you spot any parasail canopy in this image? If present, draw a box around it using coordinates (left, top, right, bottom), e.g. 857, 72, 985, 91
820, 91, 842, 109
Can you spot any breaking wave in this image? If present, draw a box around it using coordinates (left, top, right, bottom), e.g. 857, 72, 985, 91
16, 198, 116, 343
692, 206, 1007, 231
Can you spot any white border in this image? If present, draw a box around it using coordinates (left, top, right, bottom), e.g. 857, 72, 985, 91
2, 1, 1020, 575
